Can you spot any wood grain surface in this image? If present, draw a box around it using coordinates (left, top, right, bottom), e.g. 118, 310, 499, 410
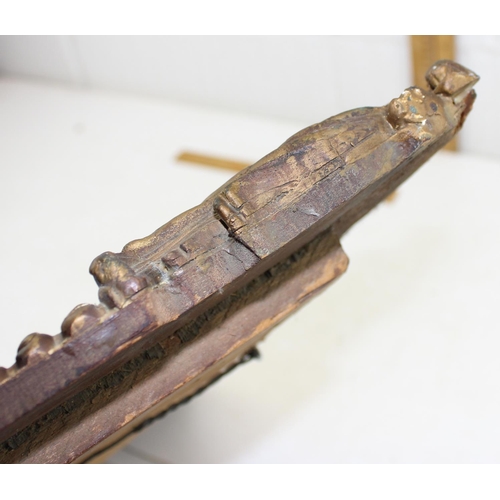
0, 60, 479, 463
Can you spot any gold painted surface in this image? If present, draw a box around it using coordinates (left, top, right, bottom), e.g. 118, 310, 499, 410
411, 35, 457, 150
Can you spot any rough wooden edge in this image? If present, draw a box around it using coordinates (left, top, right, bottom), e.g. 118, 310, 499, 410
0, 229, 347, 463
0, 59, 478, 460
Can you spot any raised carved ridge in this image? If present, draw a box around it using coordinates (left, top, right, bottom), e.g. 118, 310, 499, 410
0, 62, 478, 441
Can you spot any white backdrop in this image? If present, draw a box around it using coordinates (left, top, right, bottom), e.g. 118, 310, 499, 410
0, 36, 498, 160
